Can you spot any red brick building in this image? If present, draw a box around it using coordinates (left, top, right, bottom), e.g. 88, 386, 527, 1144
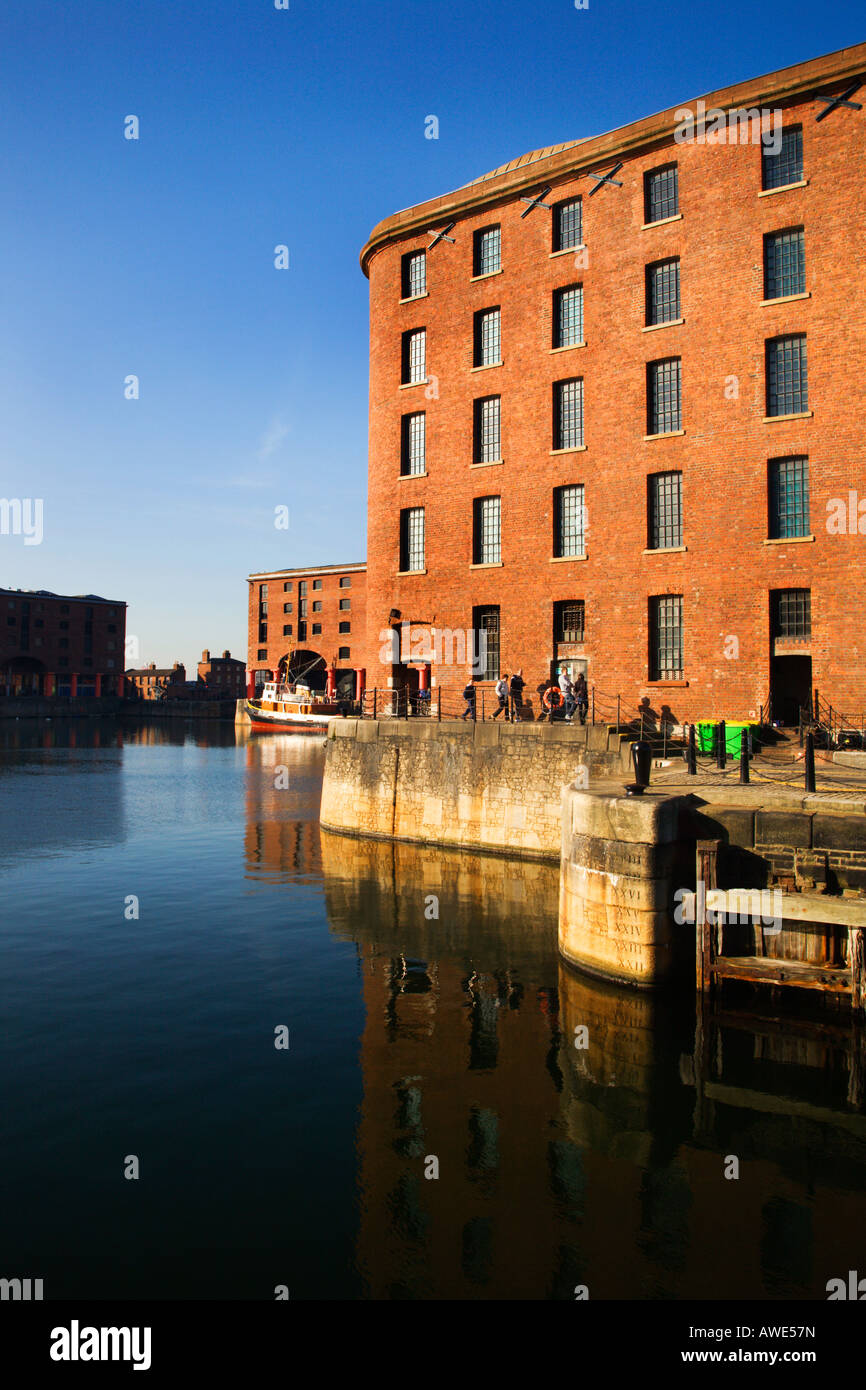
247, 563, 367, 698
125, 661, 186, 701
197, 649, 245, 697
0, 587, 126, 697
359, 43, 866, 725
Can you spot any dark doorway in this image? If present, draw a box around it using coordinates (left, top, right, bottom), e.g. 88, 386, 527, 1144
770, 655, 812, 726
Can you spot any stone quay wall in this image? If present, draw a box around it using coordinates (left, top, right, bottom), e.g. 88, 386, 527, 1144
320, 717, 631, 861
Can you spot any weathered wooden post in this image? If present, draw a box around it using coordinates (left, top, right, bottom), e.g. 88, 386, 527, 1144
739, 728, 750, 784
804, 731, 816, 794
695, 839, 721, 997
850, 928, 865, 1015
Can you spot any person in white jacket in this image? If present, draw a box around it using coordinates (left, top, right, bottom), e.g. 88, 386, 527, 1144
492, 673, 509, 720
558, 668, 576, 722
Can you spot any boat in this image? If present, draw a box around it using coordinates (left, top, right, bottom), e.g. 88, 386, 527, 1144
245, 680, 343, 732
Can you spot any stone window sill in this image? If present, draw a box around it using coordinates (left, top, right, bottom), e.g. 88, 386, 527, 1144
643, 429, 685, 440
761, 291, 810, 306
470, 361, 503, 373
550, 554, 588, 563
640, 213, 683, 230
470, 269, 503, 283
763, 534, 815, 545
642, 318, 684, 333
399, 292, 429, 304
398, 471, 427, 480
470, 458, 504, 469
644, 679, 689, 688
470, 561, 503, 569
399, 379, 427, 390
758, 179, 808, 198
549, 445, 586, 455
550, 342, 586, 353
549, 245, 586, 260
763, 411, 812, 422
642, 545, 687, 554
395, 568, 427, 577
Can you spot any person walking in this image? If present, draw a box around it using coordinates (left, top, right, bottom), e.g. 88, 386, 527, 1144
559, 668, 575, 722
509, 669, 525, 722
574, 672, 588, 725
492, 672, 509, 720
461, 678, 476, 721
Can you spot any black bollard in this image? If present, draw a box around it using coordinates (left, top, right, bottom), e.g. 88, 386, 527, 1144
739, 727, 750, 784
716, 720, 727, 769
625, 740, 652, 796
805, 731, 816, 793
687, 723, 697, 775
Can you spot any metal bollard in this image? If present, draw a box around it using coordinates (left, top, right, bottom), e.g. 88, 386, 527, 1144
739, 727, 750, 784
687, 723, 697, 776
804, 731, 816, 793
716, 720, 727, 770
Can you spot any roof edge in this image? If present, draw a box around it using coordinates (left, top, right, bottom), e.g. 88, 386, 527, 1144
359, 40, 866, 276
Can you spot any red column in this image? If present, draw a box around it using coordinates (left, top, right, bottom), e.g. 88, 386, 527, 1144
354, 668, 366, 702
418, 665, 429, 692
44, 672, 55, 698
117, 674, 125, 698
94, 674, 102, 697
70, 673, 78, 697
325, 666, 336, 699
246, 669, 255, 699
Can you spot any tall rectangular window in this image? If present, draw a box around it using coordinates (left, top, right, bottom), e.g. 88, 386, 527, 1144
401, 250, 426, 299
553, 484, 586, 557
772, 588, 811, 639
769, 456, 810, 539
553, 285, 584, 348
554, 378, 584, 450
401, 412, 426, 475
473, 606, 500, 680
648, 471, 683, 549
766, 335, 807, 416
554, 600, 585, 644
474, 226, 501, 277
553, 198, 582, 252
399, 507, 425, 572
473, 496, 501, 564
474, 396, 501, 462
644, 164, 679, 223
647, 358, 682, 434
762, 125, 803, 190
764, 228, 805, 299
402, 328, 426, 384
646, 259, 681, 325
474, 307, 501, 366
649, 595, 683, 680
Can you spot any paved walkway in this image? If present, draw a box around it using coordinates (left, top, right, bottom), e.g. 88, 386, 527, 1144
649, 736, 866, 810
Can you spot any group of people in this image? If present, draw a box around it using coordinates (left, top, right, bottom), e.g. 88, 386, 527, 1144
461, 668, 588, 724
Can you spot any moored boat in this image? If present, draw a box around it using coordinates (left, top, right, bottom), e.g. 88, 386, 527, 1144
245, 680, 342, 732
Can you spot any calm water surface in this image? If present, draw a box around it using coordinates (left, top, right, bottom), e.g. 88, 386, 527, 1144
1, 719, 864, 1300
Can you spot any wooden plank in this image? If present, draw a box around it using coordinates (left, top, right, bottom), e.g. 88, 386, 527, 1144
712, 955, 852, 993
696, 839, 720, 996
680, 887, 866, 931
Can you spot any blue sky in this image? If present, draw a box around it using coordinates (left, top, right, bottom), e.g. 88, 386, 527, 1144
0, 0, 861, 671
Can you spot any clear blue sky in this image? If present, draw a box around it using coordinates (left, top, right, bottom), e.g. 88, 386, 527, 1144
0, 0, 861, 671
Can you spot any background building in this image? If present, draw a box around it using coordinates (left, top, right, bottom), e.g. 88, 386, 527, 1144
198, 649, 246, 697
125, 661, 186, 701
247, 562, 367, 699
360, 42, 866, 724
0, 587, 126, 697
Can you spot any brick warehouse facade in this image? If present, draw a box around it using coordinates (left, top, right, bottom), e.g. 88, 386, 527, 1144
360, 42, 866, 726
1, 587, 127, 697
247, 562, 367, 698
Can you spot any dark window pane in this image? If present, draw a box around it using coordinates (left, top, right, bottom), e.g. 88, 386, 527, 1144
762, 126, 803, 190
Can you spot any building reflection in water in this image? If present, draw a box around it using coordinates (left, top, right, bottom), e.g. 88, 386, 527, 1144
242, 732, 326, 882
319, 828, 866, 1301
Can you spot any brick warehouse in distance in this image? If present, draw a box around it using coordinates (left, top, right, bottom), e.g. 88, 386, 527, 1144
247, 562, 367, 699
1, 587, 127, 697
359, 41, 866, 725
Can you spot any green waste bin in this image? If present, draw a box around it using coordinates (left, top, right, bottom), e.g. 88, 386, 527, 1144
696, 721, 757, 757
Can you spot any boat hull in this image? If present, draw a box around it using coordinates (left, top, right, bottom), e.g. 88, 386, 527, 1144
245, 700, 339, 733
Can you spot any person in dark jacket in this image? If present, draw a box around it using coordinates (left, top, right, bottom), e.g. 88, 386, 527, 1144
574, 672, 588, 725
509, 670, 525, 722
461, 679, 476, 720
